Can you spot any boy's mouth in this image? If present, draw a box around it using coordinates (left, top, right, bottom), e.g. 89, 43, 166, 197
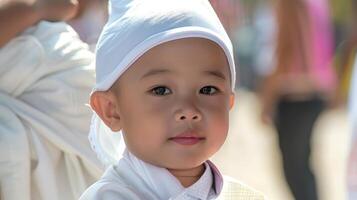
168, 131, 205, 145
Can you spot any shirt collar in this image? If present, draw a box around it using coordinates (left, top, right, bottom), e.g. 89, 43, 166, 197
121, 150, 224, 199
207, 160, 224, 194
185, 160, 224, 199
182, 162, 214, 200
122, 150, 183, 198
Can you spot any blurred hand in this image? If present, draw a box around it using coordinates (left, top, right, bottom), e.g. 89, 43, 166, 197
33, 0, 79, 21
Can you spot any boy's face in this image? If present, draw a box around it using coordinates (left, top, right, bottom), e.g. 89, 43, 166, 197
93, 38, 234, 170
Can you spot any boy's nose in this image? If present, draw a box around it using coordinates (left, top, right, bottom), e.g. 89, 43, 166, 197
175, 109, 202, 122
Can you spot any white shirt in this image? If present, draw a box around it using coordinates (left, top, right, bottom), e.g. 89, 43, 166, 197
80, 150, 223, 200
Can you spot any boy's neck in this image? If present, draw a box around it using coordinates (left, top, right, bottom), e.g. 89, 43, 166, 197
167, 164, 205, 188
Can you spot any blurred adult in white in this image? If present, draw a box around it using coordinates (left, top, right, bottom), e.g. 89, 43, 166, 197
0, 0, 103, 199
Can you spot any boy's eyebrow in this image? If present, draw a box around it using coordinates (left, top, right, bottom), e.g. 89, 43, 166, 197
140, 69, 171, 80
203, 70, 227, 80
140, 69, 227, 80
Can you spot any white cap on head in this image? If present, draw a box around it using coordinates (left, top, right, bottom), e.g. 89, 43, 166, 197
90, 0, 236, 166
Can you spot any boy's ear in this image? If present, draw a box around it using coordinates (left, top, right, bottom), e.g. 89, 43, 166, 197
90, 91, 122, 132
229, 92, 235, 110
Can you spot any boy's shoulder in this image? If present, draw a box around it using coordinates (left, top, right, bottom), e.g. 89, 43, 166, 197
219, 176, 265, 200
79, 166, 141, 200
79, 181, 141, 200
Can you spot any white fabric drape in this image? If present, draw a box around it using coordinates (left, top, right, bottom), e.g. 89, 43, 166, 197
0, 21, 103, 200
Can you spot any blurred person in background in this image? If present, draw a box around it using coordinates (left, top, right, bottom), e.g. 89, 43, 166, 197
259, 0, 337, 199
0, 0, 103, 199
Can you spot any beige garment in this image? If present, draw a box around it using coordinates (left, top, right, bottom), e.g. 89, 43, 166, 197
219, 177, 265, 200
0, 21, 103, 200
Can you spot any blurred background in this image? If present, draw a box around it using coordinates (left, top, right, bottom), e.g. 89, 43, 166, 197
209, 0, 356, 200
1, 0, 356, 199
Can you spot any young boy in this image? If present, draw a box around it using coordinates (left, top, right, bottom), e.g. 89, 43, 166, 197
80, 0, 265, 199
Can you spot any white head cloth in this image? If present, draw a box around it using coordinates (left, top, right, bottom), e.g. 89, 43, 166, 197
89, 0, 236, 167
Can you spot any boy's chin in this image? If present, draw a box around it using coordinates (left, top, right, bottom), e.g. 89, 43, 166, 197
133, 150, 211, 170
159, 158, 206, 171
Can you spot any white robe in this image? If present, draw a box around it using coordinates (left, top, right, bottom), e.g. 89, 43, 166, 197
0, 21, 103, 200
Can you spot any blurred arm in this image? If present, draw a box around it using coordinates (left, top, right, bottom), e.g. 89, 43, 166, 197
0, 0, 78, 48
0, 1, 41, 47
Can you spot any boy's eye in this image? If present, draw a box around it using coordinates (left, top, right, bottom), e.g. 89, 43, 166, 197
151, 86, 171, 96
200, 86, 219, 95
